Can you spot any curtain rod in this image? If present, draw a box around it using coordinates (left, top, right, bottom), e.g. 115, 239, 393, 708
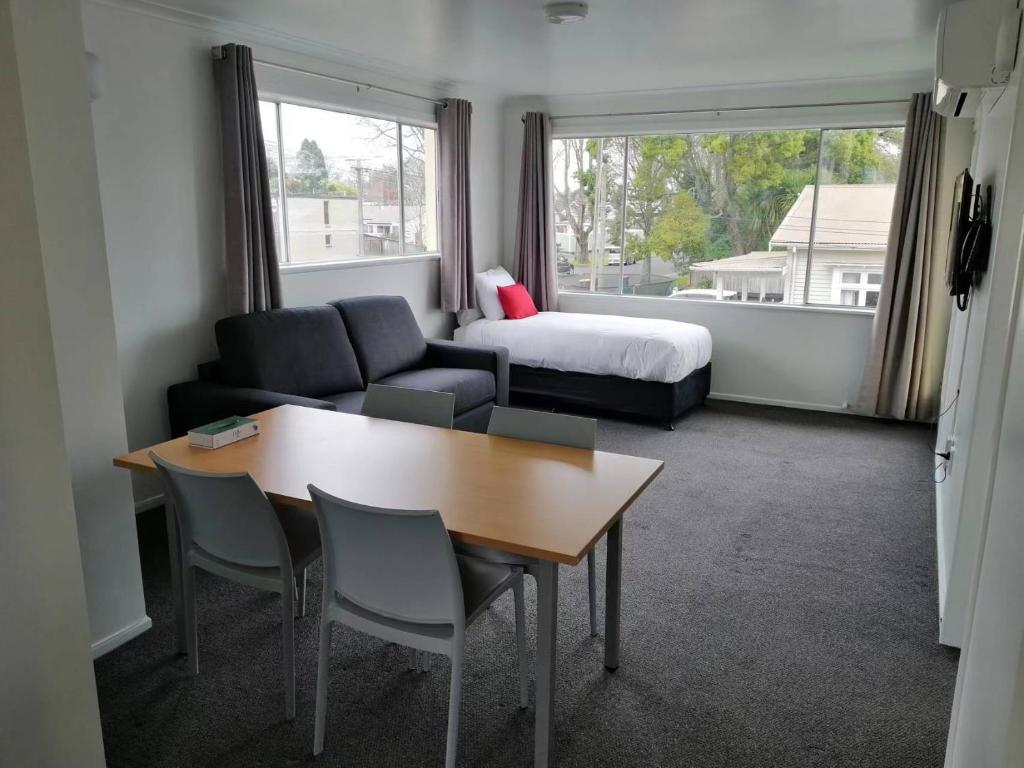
541, 98, 909, 122
211, 46, 447, 107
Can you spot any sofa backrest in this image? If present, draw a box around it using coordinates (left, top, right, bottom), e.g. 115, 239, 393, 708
215, 306, 364, 397
330, 296, 427, 383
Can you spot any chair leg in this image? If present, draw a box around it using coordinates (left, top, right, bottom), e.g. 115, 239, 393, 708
182, 563, 199, 676
587, 549, 598, 637
299, 568, 308, 618
513, 575, 528, 709
282, 583, 296, 721
313, 619, 332, 755
445, 640, 464, 768
408, 646, 419, 671
419, 651, 431, 672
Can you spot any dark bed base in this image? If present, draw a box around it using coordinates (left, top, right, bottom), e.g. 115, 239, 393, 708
509, 362, 711, 429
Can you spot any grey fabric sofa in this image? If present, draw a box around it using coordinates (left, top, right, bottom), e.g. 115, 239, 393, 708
167, 296, 508, 437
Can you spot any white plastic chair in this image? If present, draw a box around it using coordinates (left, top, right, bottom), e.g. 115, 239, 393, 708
151, 453, 321, 721
362, 383, 455, 429
309, 485, 528, 766
461, 406, 602, 636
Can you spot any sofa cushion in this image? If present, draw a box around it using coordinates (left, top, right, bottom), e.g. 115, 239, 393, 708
330, 296, 427, 382
324, 390, 366, 415
376, 368, 496, 414
215, 306, 363, 398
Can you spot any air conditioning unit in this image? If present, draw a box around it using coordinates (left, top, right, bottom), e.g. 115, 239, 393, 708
934, 0, 1021, 117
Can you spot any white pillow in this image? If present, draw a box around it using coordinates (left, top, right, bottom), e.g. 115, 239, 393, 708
474, 266, 515, 320
456, 307, 484, 327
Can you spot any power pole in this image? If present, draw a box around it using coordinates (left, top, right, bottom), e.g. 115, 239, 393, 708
354, 160, 365, 257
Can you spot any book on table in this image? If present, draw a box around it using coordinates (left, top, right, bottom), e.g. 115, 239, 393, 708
188, 416, 259, 449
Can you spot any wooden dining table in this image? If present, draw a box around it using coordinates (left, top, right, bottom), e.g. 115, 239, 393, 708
114, 404, 663, 767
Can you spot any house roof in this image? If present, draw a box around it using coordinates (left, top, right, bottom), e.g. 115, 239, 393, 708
771, 184, 895, 250
691, 251, 786, 273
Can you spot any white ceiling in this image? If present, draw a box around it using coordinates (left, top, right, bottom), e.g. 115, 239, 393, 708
154, 0, 948, 95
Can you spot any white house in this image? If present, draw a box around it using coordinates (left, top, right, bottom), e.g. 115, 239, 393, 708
689, 183, 895, 306
278, 199, 432, 262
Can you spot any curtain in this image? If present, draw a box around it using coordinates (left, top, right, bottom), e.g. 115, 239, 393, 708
858, 93, 945, 420
213, 43, 281, 314
514, 113, 558, 311
437, 98, 475, 312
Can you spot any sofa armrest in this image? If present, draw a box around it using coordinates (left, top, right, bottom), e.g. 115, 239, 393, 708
423, 339, 509, 406
167, 380, 335, 437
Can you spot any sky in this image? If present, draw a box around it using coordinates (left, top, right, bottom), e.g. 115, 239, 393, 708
260, 101, 427, 173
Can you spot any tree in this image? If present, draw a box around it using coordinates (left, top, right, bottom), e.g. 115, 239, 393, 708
610, 137, 708, 280
325, 179, 357, 196
358, 118, 429, 246
289, 138, 330, 194
550, 127, 903, 290
553, 138, 597, 264
694, 130, 819, 256
820, 128, 902, 183
264, 139, 280, 191
646, 192, 709, 273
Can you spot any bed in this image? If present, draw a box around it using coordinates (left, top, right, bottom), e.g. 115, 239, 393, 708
455, 311, 712, 428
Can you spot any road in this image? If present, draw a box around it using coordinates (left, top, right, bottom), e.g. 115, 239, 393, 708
558, 259, 680, 292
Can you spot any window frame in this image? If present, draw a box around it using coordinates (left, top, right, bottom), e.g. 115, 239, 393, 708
550, 121, 904, 313
831, 267, 884, 308
260, 98, 441, 271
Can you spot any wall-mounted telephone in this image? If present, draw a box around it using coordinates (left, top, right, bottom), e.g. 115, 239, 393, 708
947, 169, 992, 312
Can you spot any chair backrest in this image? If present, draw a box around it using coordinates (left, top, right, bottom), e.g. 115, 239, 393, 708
487, 406, 597, 449
362, 383, 455, 429
308, 485, 463, 626
151, 453, 285, 568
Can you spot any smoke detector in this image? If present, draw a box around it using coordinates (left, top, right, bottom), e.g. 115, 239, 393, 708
545, 2, 588, 24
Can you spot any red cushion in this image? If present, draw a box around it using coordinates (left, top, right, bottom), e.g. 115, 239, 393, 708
496, 283, 539, 319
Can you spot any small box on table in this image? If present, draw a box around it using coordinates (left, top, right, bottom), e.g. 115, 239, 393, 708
188, 416, 259, 449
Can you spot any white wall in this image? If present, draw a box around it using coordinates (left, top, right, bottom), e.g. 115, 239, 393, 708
501, 75, 949, 410
944, 242, 1024, 764
943, 114, 1024, 767
934, 6, 1024, 648
936, 5, 1024, 764
560, 293, 874, 410
83, 0, 506, 503
0, 0, 107, 763
15, 0, 148, 656
282, 258, 449, 337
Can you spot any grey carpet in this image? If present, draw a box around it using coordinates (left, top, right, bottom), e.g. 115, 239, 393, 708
94, 401, 959, 767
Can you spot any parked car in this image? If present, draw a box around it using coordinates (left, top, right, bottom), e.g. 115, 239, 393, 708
557, 254, 574, 274
605, 246, 635, 266
672, 288, 739, 301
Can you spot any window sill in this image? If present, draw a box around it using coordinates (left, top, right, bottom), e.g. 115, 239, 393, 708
557, 291, 877, 317
280, 252, 441, 274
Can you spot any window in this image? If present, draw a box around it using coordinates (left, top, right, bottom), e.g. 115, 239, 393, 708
833, 269, 883, 307
552, 137, 626, 294
552, 126, 903, 308
260, 100, 438, 265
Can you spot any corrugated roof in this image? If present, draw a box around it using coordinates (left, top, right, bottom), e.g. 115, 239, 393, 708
771, 183, 895, 249
691, 251, 785, 273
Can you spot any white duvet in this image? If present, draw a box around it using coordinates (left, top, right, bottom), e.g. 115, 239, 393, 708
454, 312, 712, 384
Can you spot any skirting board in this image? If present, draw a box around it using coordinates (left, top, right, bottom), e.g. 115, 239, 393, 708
91, 615, 152, 658
935, 485, 949, 624
934, 488, 963, 648
708, 392, 852, 415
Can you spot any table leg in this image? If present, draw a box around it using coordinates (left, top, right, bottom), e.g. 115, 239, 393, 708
605, 518, 622, 671
164, 502, 186, 654
534, 560, 559, 768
